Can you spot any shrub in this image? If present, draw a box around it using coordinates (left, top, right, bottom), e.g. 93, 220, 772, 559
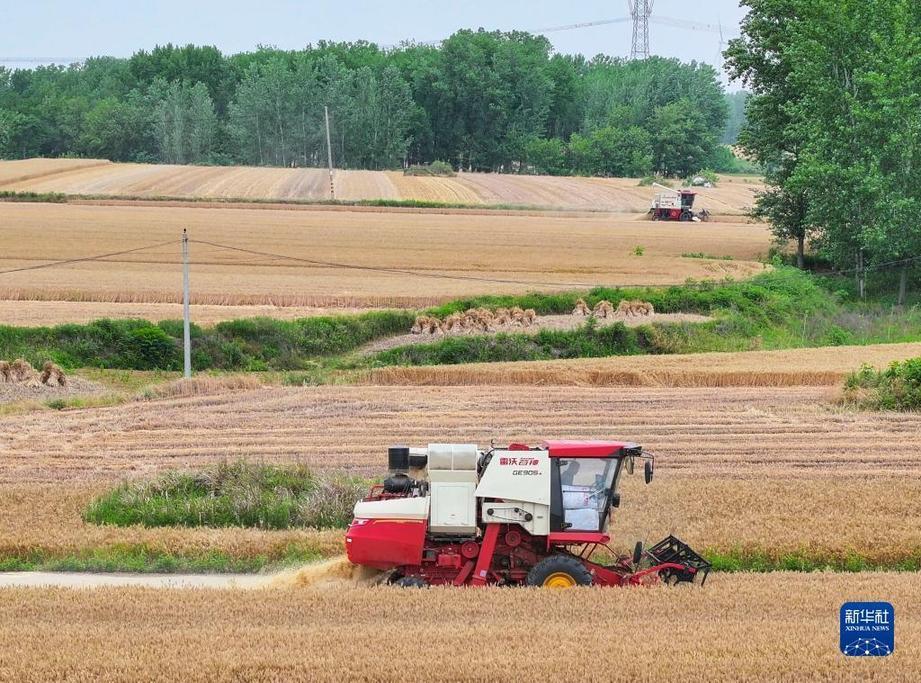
84, 461, 370, 530
126, 325, 180, 370
373, 321, 648, 366
843, 358, 921, 411
403, 160, 455, 176
0, 310, 413, 371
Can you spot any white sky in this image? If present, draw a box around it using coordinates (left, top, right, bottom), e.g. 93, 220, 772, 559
0, 0, 746, 73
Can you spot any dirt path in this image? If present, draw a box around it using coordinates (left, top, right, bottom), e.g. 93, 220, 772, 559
362, 312, 712, 354
0, 571, 265, 589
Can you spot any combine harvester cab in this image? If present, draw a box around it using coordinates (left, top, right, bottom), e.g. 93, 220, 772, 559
346, 441, 710, 587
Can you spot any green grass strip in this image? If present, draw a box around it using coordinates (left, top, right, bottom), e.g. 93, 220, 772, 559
705, 548, 921, 573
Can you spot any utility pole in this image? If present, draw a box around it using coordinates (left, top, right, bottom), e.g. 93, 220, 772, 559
857, 248, 866, 300
324, 105, 335, 200
182, 229, 191, 379
628, 0, 653, 60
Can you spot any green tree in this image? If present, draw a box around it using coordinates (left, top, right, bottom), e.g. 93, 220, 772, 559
152, 80, 217, 164
523, 137, 567, 175
129, 44, 237, 114
731, 0, 921, 300
722, 91, 749, 144
725, 0, 813, 268
78, 94, 155, 161
649, 100, 713, 177
433, 30, 553, 171
590, 125, 652, 177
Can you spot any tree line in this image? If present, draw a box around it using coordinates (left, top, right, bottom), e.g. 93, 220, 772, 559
0, 31, 741, 177
727, 0, 920, 302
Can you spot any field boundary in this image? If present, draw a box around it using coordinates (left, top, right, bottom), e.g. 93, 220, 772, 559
367, 367, 848, 388
368, 342, 921, 388
0, 191, 754, 220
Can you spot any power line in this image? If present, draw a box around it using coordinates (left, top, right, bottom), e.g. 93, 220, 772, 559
819, 254, 921, 279
190, 239, 601, 288
531, 18, 630, 34
0, 240, 175, 276
190, 238, 762, 290
10, 233, 904, 293
0, 234, 731, 290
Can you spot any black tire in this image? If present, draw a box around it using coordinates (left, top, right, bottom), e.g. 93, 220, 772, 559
526, 555, 593, 588
394, 576, 428, 588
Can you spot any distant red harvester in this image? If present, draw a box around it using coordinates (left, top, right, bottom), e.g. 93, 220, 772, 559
649, 185, 710, 222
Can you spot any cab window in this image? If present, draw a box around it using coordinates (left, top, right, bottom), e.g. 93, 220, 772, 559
558, 458, 618, 531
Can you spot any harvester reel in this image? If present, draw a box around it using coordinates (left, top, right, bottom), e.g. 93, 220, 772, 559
632, 541, 643, 566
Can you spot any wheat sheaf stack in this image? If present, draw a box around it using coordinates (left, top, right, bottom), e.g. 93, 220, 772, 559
0, 359, 66, 387
412, 306, 537, 336
571, 298, 655, 319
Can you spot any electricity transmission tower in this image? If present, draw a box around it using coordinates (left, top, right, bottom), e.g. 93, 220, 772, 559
627, 0, 654, 60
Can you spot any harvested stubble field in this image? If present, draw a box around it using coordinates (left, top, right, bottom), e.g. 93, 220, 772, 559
0, 202, 769, 310
2, 384, 921, 567
0, 159, 764, 213
0, 374, 101, 404
0, 300, 375, 326
0, 573, 918, 681
0, 158, 109, 186
371, 341, 921, 388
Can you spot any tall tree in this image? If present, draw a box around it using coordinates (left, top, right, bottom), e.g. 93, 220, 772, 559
649, 100, 713, 177
152, 80, 217, 164
725, 0, 813, 268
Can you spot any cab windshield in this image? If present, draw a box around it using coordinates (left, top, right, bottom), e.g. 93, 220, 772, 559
559, 457, 620, 531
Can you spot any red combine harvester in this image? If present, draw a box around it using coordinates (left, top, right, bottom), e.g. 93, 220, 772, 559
346, 441, 710, 587
649, 184, 710, 222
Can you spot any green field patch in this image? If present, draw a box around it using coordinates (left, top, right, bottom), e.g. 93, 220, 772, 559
84, 462, 369, 531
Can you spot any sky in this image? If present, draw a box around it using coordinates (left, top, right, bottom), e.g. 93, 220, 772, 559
0, 1, 746, 74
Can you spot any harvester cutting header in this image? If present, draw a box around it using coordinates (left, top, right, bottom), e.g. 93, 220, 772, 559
346, 440, 710, 588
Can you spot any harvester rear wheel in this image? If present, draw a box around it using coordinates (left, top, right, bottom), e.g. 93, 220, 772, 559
527, 555, 592, 588
393, 576, 428, 588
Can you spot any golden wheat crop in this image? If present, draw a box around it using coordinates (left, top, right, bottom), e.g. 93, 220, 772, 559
139, 374, 266, 400
0, 573, 917, 682
0, 202, 770, 309
2, 384, 920, 564
0, 159, 764, 213
371, 342, 921, 388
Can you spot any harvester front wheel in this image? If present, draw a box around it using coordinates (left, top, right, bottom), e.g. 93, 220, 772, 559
527, 555, 592, 588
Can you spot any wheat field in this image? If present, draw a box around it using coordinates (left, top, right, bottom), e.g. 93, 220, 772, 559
0, 573, 918, 681
0, 158, 110, 186
2, 384, 920, 564
0, 159, 764, 213
371, 342, 921, 388
0, 202, 770, 310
